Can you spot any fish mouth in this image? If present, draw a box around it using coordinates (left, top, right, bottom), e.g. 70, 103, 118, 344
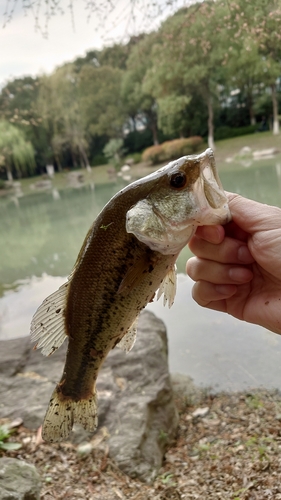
200, 152, 231, 224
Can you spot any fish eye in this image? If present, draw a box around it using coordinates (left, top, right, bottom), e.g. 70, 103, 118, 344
170, 172, 187, 189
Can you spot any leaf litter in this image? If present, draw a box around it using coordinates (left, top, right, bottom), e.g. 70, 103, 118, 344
2, 389, 281, 499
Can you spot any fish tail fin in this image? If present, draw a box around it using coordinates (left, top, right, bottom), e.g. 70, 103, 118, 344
42, 387, 98, 443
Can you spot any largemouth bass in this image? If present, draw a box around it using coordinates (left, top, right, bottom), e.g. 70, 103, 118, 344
30, 148, 230, 442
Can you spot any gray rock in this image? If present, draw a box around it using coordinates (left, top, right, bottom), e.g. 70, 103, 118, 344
104, 311, 178, 481
0, 310, 178, 482
171, 372, 207, 405
0, 457, 41, 500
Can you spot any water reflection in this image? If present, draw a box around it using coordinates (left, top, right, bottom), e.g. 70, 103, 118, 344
0, 183, 119, 288
1, 158, 281, 390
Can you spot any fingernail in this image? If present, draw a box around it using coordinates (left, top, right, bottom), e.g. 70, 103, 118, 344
237, 245, 253, 264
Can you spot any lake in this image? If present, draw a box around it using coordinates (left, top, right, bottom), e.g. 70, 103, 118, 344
1, 152, 281, 391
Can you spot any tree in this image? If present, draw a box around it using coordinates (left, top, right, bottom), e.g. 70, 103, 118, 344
0, 76, 49, 170
223, 37, 268, 126
78, 64, 125, 138
37, 64, 90, 169
0, 121, 35, 181
121, 32, 160, 145
2, 1, 194, 39
226, 0, 281, 134
144, 2, 229, 149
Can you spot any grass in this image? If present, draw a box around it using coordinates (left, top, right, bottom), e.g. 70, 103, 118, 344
213, 131, 280, 168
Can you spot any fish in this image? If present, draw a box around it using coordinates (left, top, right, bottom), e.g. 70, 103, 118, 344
30, 148, 231, 443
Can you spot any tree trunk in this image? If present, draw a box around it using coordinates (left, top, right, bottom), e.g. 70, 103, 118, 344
6, 166, 13, 182
150, 120, 159, 146
271, 83, 280, 135
54, 154, 62, 172
246, 85, 256, 126
207, 94, 215, 150
79, 143, 90, 169
250, 115, 256, 126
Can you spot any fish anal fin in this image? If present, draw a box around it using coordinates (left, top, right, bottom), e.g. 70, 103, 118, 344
118, 254, 150, 294
30, 282, 69, 356
116, 315, 139, 352
157, 264, 177, 308
42, 388, 98, 443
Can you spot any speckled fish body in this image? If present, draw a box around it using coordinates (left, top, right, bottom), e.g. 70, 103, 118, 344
30, 148, 230, 442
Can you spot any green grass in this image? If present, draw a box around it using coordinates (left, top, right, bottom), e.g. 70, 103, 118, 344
213, 131, 280, 168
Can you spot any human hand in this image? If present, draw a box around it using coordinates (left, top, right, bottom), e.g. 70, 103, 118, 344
186, 193, 281, 335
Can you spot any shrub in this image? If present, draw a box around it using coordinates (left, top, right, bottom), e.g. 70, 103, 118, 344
124, 152, 142, 164
214, 125, 257, 141
142, 144, 166, 164
142, 136, 203, 164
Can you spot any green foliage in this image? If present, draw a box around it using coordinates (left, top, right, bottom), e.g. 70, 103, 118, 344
0, 424, 22, 451
79, 65, 125, 139
103, 138, 124, 166
0, 76, 48, 171
159, 472, 176, 486
0, 120, 36, 180
124, 152, 142, 164
246, 394, 264, 409
157, 95, 191, 137
121, 32, 160, 145
142, 137, 203, 164
91, 153, 108, 166
124, 129, 154, 154
214, 125, 257, 140
0, 0, 280, 176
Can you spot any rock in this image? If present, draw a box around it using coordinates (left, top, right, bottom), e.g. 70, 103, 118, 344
240, 146, 252, 155
104, 311, 178, 482
66, 171, 84, 188
192, 407, 209, 418
171, 372, 206, 406
0, 457, 41, 500
120, 164, 131, 172
124, 158, 135, 166
0, 310, 178, 482
30, 180, 52, 191
253, 148, 279, 159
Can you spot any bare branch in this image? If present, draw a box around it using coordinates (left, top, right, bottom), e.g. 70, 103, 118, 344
2, 0, 198, 39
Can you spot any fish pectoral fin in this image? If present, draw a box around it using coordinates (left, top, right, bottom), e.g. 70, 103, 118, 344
116, 315, 139, 352
42, 387, 98, 443
118, 253, 150, 294
157, 264, 177, 308
30, 282, 69, 356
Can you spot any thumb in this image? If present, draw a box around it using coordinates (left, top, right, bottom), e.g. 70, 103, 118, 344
227, 192, 281, 233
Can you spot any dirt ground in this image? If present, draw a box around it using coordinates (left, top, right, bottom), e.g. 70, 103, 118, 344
3, 389, 281, 500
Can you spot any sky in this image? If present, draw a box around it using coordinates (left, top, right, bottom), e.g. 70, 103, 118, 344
0, 0, 189, 86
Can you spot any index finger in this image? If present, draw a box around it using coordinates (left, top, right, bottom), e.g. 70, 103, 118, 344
227, 192, 281, 233
194, 225, 225, 244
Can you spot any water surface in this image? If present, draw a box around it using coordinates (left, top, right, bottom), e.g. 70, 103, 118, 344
1, 156, 281, 391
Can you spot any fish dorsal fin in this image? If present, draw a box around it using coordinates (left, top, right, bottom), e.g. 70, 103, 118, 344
157, 264, 177, 308
116, 315, 139, 352
30, 282, 69, 356
118, 253, 150, 294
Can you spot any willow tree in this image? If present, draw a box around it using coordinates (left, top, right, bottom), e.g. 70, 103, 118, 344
0, 121, 35, 181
